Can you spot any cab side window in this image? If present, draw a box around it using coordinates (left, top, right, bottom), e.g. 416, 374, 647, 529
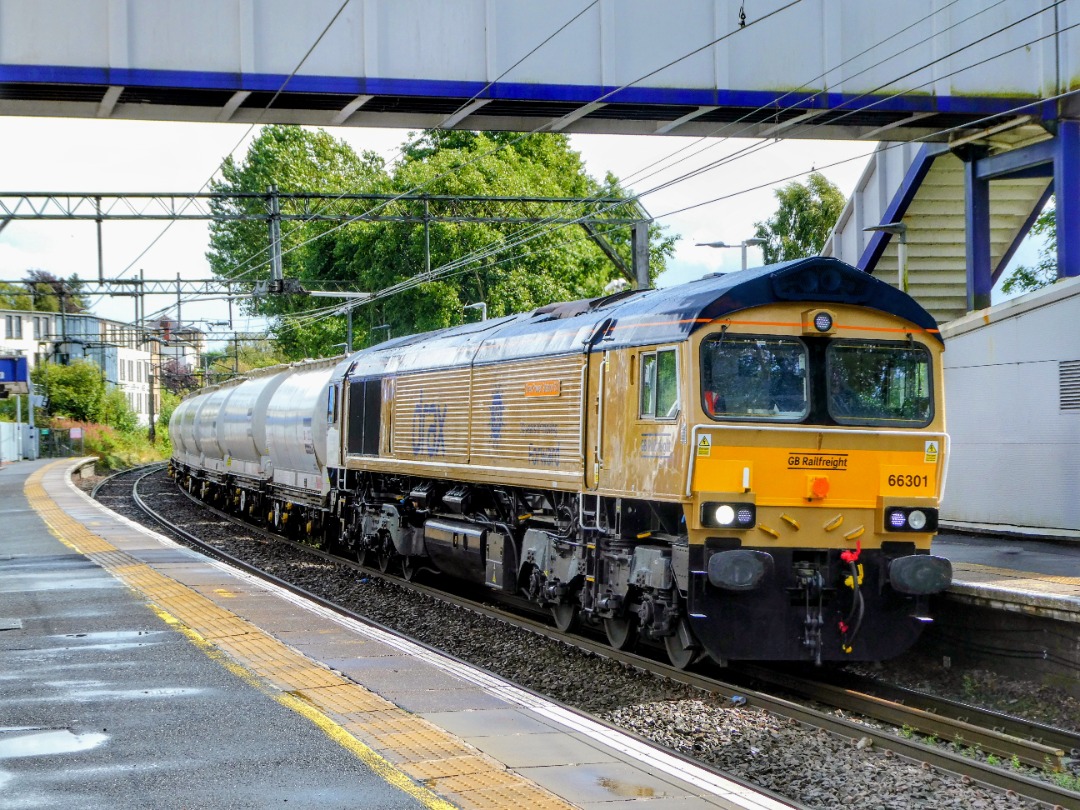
639, 348, 679, 419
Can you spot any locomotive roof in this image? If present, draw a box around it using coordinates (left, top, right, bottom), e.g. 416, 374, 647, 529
333, 257, 941, 379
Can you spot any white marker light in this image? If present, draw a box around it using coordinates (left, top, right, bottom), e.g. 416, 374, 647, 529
908, 510, 928, 531
715, 505, 736, 526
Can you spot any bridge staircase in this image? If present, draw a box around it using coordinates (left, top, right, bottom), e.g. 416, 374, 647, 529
822, 141, 1052, 325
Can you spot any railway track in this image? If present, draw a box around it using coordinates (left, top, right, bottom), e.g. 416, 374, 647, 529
94, 464, 1080, 810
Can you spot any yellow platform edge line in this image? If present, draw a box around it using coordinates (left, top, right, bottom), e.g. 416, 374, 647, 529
21, 463, 462, 810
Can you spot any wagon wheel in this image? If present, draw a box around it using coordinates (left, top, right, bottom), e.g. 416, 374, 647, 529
604, 615, 638, 651
377, 549, 395, 574
551, 603, 578, 633
663, 617, 699, 671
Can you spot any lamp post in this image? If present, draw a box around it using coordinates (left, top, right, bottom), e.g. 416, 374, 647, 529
370, 324, 391, 344
864, 222, 908, 293
695, 237, 767, 270
463, 301, 488, 321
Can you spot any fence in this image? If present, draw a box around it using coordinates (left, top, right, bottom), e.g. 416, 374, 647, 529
38, 428, 84, 459
0, 421, 18, 463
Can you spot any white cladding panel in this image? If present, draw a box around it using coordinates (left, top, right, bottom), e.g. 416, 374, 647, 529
941, 279, 1080, 531
0, 1, 1070, 101
264, 367, 332, 480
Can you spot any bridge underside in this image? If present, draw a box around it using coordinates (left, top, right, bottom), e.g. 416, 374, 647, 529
0, 73, 1052, 142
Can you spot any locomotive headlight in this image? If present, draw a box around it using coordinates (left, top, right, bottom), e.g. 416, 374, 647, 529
715, 505, 735, 525
701, 502, 756, 529
907, 509, 928, 531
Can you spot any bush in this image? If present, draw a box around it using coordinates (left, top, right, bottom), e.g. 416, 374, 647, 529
53, 418, 169, 471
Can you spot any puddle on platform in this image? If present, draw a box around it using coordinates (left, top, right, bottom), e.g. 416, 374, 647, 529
57, 631, 165, 642
596, 776, 657, 798
0, 729, 108, 759
74, 687, 204, 701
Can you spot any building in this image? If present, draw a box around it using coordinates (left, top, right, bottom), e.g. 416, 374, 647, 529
940, 277, 1080, 533
0, 308, 198, 427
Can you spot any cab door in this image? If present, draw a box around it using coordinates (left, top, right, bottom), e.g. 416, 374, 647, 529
585, 348, 609, 491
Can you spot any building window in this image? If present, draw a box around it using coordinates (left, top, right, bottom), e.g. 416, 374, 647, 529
119, 362, 125, 381
6, 315, 23, 340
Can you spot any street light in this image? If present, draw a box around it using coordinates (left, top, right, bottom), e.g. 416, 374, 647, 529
463, 301, 488, 321
695, 237, 767, 270
863, 222, 908, 292
370, 324, 391, 344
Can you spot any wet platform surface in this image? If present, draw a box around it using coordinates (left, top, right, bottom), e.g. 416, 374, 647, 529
0, 458, 794, 810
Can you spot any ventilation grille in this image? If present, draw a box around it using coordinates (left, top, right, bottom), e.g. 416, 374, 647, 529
1062, 360, 1080, 411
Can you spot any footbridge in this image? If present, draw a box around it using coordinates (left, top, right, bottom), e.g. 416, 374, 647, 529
0, 0, 1078, 319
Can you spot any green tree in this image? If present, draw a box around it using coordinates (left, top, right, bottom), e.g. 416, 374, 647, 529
208, 126, 674, 359
0, 282, 33, 310
0, 270, 88, 312
753, 172, 845, 264
1002, 198, 1057, 296
156, 388, 181, 447
207, 124, 387, 311
33, 360, 106, 422
100, 387, 139, 432
308, 131, 673, 351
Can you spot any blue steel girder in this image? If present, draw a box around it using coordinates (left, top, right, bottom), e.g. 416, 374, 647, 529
964, 119, 1080, 311
964, 156, 992, 312
1057, 120, 1080, 278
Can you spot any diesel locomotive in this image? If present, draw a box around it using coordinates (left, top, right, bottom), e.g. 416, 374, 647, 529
170, 256, 952, 667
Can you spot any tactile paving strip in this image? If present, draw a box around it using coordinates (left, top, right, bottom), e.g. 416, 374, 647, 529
26, 463, 577, 810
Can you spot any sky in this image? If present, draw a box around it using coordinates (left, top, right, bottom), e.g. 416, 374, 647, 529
0, 115, 1039, 349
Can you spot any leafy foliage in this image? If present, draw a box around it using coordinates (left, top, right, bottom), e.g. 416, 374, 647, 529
33, 360, 107, 422
157, 358, 200, 395
753, 173, 845, 264
207, 126, 674, 359
0, 270, 88, 312
1001, 198, 1057, 296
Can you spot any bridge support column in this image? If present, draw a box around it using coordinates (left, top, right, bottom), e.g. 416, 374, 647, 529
1056, 120, 1079, 277
964, 159, 992, 311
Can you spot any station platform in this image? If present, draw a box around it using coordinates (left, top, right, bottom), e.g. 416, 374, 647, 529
0, 458, 793, 810
933, 533, 1080, 624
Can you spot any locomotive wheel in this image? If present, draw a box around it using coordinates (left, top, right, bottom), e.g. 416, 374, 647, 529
604, 616, 638, 651
355, 546, 368, 567
551, 603, 578, 633
663, 617, 699, 670
401, 556, 416, 581
377, 550, 394, 574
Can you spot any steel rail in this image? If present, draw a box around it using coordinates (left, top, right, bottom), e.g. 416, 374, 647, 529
731, 663, 1080, 766
129, 469, 1080, 809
